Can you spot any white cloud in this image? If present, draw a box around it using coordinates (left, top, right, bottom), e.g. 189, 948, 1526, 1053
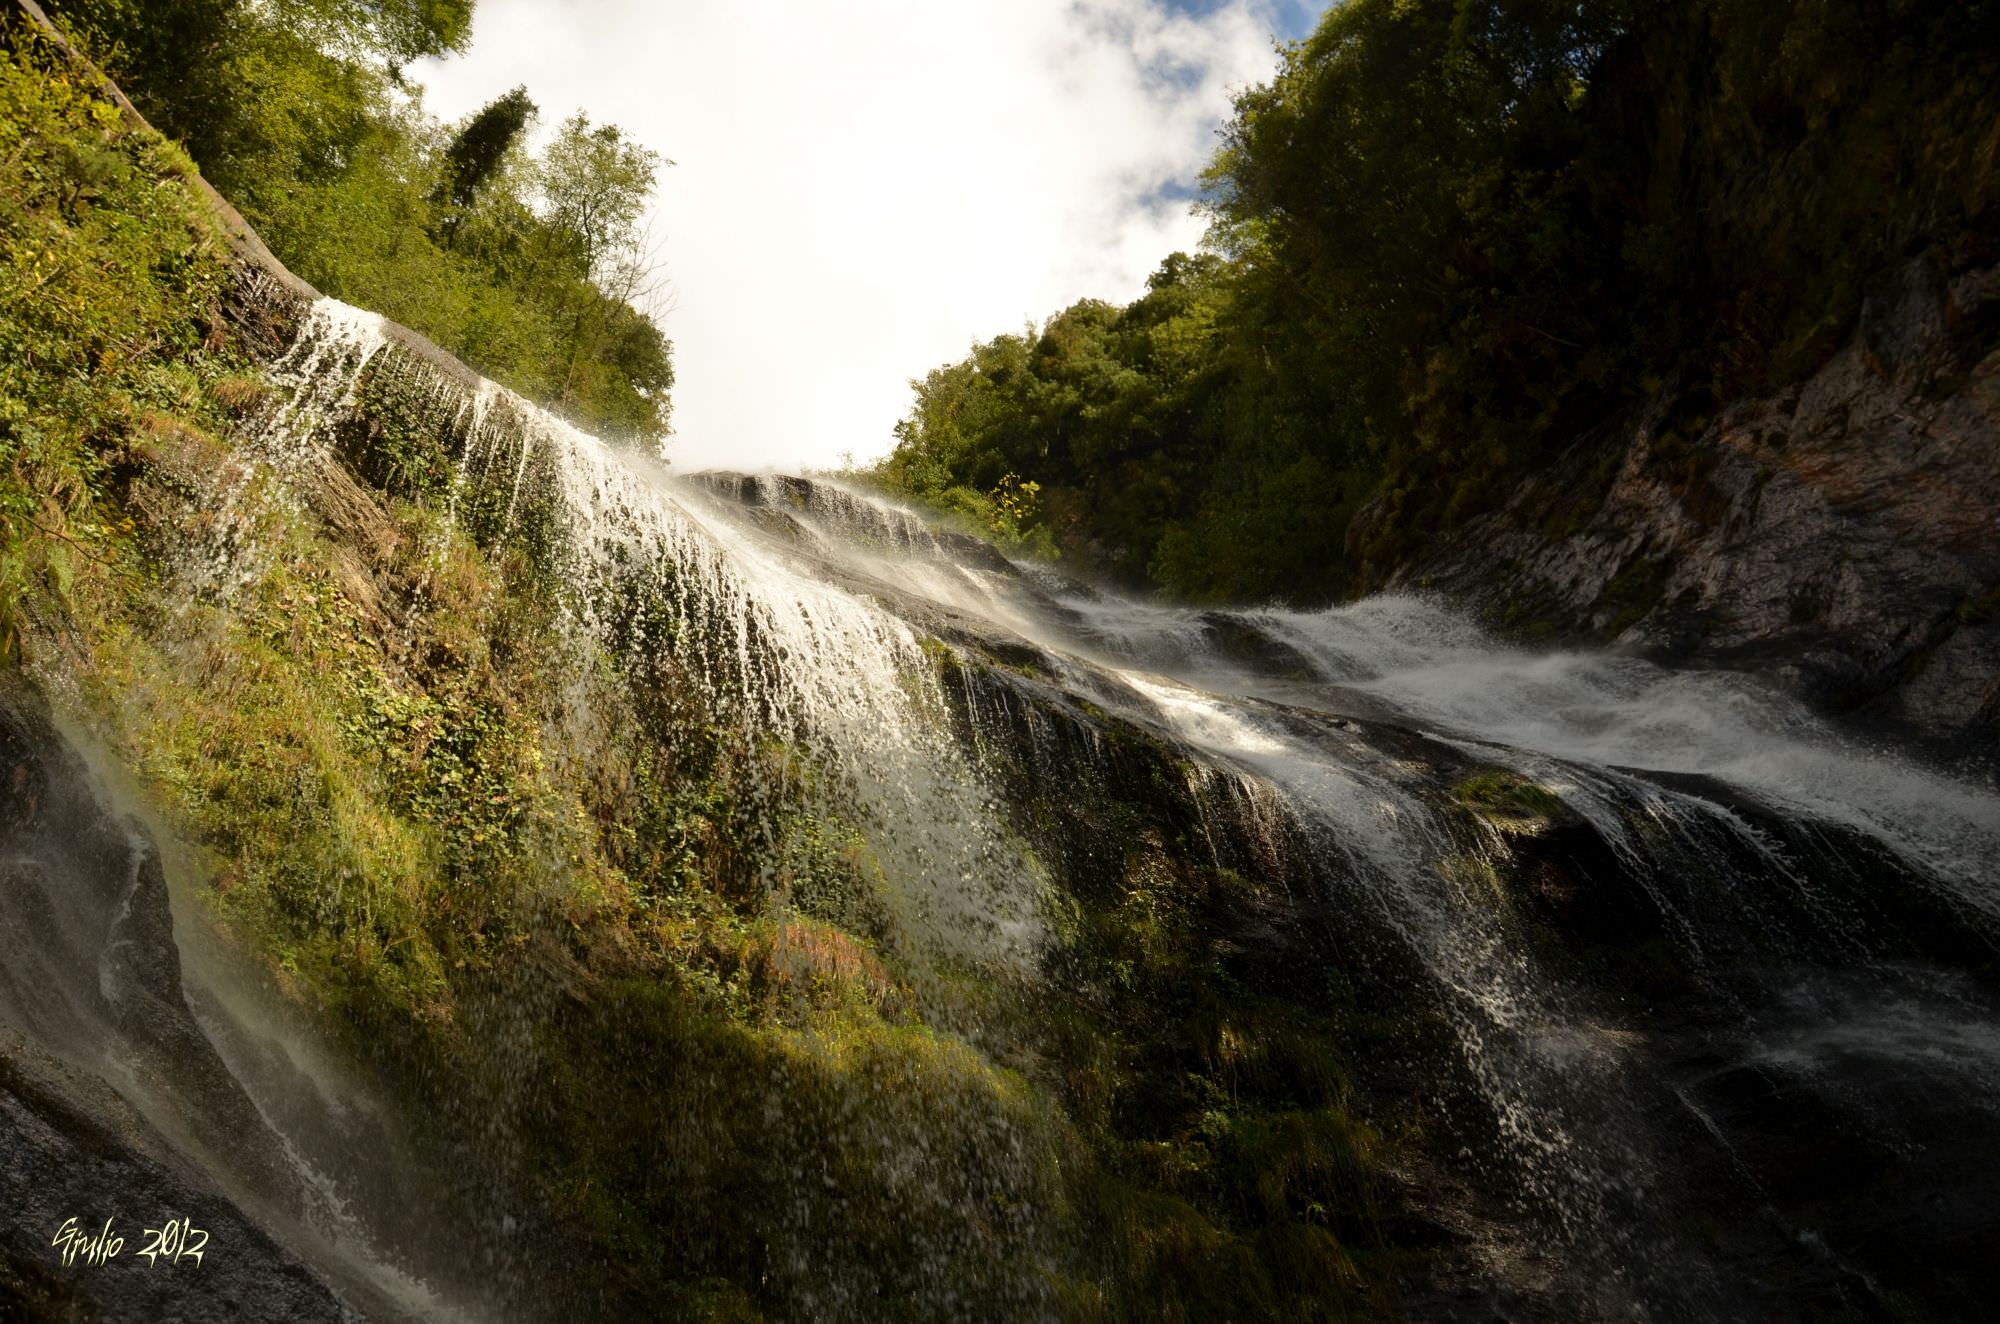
415, 0, 1309, 472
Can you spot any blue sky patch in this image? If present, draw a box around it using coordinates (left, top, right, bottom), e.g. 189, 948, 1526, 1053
1157, 0, 1327, 41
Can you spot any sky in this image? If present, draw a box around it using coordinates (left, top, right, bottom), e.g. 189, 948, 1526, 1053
416, 0, 1327, 472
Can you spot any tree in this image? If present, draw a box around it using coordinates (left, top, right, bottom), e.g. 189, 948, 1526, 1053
530, 113, 671, 425
432, 85, 535, 243
537, 112, 663, 286
356, 0, 475, 64
261, 0, 474, 65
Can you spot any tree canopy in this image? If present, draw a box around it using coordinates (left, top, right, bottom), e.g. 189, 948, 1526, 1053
434, 84, 534, 222
45, 0, 676, 445
871, 0, 2000, 601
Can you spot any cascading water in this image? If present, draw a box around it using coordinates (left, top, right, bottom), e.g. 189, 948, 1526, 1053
15, 294, 1998, 1320
643, 464, 2000, 1315
242, 302, 1048, 965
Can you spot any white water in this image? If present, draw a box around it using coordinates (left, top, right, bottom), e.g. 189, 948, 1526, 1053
975, 583, 1997, 901
662, 436, 2000, 1313
1254, 600, 2000, 902
68, 296, 2000, 1316
232, 303, 1049, 966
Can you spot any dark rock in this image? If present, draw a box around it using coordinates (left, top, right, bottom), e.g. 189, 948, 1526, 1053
0, 1034, 357, 1324
0, 685, 358, 1322
1400, 253, 2000, 767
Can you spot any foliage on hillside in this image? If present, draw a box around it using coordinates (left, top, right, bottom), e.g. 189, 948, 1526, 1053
872, 253, 1364, 600
873, 0, 2000, 603
44, 0, 674, 445
0, 21, 239, 663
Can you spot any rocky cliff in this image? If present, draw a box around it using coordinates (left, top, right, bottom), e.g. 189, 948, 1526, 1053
1399, 251, 2000, 766
0, 692, 363, 1322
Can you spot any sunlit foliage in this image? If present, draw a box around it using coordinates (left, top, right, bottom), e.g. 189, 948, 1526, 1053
44, 0, 675, 445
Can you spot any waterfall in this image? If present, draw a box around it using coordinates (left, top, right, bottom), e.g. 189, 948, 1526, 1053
233, 301, 1047, 966
18, 294, 1997, 1320
646, 405, 2000, 1314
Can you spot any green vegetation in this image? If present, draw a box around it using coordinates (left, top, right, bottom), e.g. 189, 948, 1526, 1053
1454, 770, 1569, 825
16, 0, 1993, 1316
44, 0, 674, 444
871, 0, 2000, 603
871, 251, 1364, 600
0, 20, 237, 664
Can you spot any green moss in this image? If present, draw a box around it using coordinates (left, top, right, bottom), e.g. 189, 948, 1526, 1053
1598, 556, 1670, 637
1537, 443, 1623, 541
0, 23, 237, 664
1956, 583, 2000, 627
1454, 770, 1569, 824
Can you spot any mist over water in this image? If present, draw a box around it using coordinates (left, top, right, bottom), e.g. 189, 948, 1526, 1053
17, 297, 1997, 1319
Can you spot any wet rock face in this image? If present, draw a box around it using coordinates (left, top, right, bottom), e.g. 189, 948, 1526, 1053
1404, 253, 2000, 762
0, 1045, 359, 1324
938, 633, 2000, 1320
689, 470, 1018, 574
0, 689, 354, 1323
0, 694, 202, 1080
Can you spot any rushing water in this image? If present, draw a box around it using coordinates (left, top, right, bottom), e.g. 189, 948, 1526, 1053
703, 475, 2000, 1315
665, 476, 1999, 1317
15, 297, 2000, 1319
